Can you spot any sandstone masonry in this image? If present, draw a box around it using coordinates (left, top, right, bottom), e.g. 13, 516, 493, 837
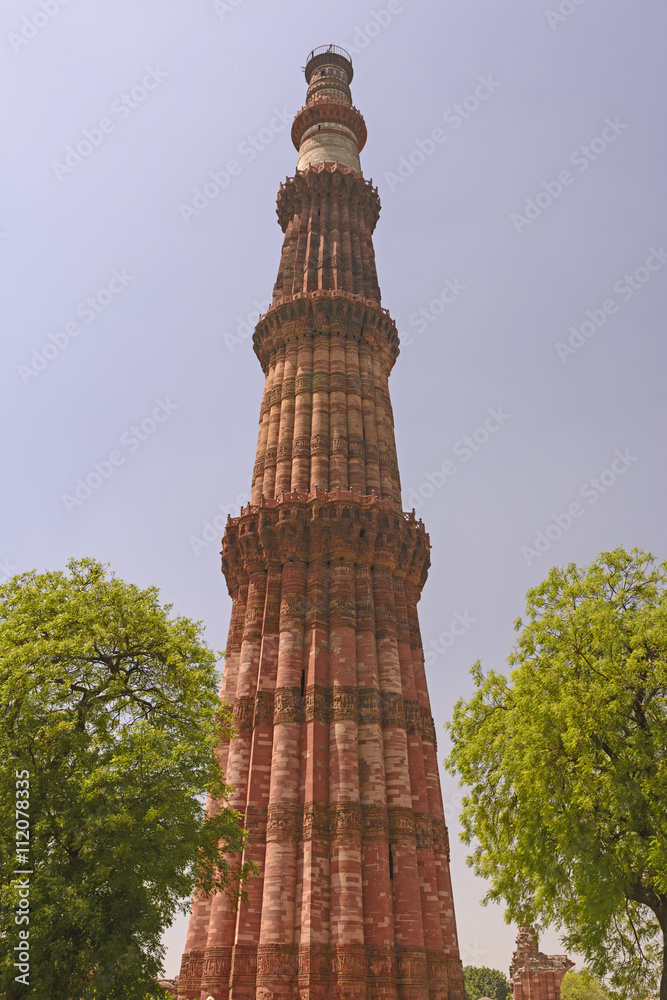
178, 45, 465, 1000
510, 927, 574, 1000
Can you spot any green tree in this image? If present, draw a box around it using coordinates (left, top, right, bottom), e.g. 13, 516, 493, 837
463, 964, 510, 1000
445, 548, 667, 1000
0, 558, 254, 1000
561, 969, 609, 1000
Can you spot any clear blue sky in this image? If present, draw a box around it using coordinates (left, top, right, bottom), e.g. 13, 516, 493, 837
3, 0, 666, 978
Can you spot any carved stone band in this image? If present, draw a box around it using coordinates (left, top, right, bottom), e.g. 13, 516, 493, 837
231, 686, 436, 744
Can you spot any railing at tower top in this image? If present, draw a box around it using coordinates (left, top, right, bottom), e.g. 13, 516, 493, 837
305, 44, 352, 65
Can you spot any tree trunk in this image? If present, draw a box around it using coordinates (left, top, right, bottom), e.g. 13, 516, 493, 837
629, 887, 667, 999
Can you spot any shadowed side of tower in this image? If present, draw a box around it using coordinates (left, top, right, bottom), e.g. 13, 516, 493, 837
178, 45, 465, 1000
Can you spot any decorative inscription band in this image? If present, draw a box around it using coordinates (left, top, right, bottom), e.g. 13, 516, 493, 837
235, 685, 435, 741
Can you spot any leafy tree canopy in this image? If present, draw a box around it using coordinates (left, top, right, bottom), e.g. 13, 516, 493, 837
561, 969, 609, 1000
463, 964, 510, 1000
445, 548, 667, 1000
0, 558, 254, 1000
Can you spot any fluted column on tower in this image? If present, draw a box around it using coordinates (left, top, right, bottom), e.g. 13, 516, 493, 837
179, 44, 465, 1000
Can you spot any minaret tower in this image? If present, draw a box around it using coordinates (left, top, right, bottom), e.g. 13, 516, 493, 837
179, 45, 465, 1000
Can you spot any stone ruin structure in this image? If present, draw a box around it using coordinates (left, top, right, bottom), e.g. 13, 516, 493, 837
510, 926, 574, 1000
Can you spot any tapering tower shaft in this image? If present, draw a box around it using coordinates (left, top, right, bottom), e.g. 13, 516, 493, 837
179, 45, 464, 1000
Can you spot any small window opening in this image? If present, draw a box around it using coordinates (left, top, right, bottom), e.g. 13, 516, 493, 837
300, 669, 306, 697
388, 847, 394, 880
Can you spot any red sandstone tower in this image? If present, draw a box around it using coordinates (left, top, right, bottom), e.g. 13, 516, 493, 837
178, 45, 465, 1000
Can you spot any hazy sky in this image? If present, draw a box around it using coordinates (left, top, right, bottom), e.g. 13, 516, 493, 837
3, 0, 666, 979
